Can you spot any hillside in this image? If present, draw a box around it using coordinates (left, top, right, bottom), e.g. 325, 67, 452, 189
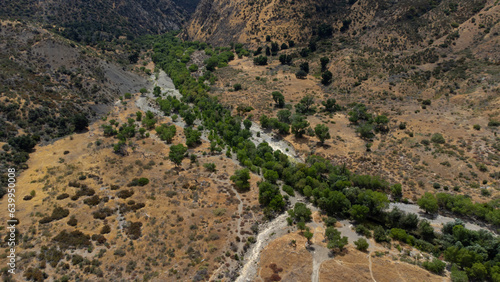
0, 20, 150, 188
184, 0, 497, 59
0, 0, 195, 43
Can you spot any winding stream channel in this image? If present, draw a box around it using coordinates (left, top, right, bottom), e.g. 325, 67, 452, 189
137, 71, 496, 282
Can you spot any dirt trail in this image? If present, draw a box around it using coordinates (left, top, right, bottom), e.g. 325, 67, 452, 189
236, 213, 289, 282
311, 245, 330, 282
369, 252, 376, 282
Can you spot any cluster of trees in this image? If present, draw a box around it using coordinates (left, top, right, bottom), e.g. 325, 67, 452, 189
417, 192, 500, 227
348, 103, 390, 139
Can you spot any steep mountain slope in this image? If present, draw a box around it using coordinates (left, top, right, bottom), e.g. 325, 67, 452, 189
0, 20, 148, 178
0, 0, 192, 42
184, 0, 496, 56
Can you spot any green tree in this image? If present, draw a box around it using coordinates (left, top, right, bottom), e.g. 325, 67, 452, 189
391, 184, 402, 199
422, 258, 446, 274
321, 71, 333, 85
418, 220, 435, 241
350, 205, 369, 222
153, 86, 161, 97
322, 98, 340, 113
271, 91, 285, 108
354, 238, 369, 251
314, 124, 331, 144
184, 127, 201, 147
277, 109, 292, 123
169, 144, 187, 167
279, 54, 292, 65
142, 110, 157, 129
418, 192, 438, 214
231, 169, 251, 191
264, 170, 279, 184
291, 115, 310, 137
8, 135, 37, 152
300, 62, 309, 74
295, 95, 315, 114
303, 229, 313, 245
468, 263, 487, 281
451, 264, 468, 282
72, 114, 89, 131
288, 203, 312, 222
373, 225, 389, 242
243, 119, 252, 130
325, 227, 348, 252
295, 69, 307, 79
203, 163, 216, 172
253, 56, 268, 65
431, 133, 446, 144
320, 57, 330, 72
155, 124, 176, 144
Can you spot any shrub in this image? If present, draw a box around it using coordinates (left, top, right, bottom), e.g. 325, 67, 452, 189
373, 226, 389, 242
230, 169, 250, 191
212, 208, 226, 216
321, 71, 333, 85
126, 222, 143, 240
91, 234, 107, 244
189, 64, 198, 72
431, 133, 445, 144
92, 208, 114, 220
354, 238, 369, 251
67, 216, 78, 227
128, 178, 149, 186
53, 230, 91, 250
39, 207, 70, 224
422, 258, 446, 274
473, 124, 481, 130
253, 56, 268, 65
295, 69, 307, 79
233, 83, 242, 91
355, 225, 372, 238
282, 185, 295, 196
83, 195, 100, 206
117, 189, 134, 199
203, 162, 216, 172
324, 217, 337, 227
488, 120, 500, 127
56, 193, 70, 200
100, 225, 111, 234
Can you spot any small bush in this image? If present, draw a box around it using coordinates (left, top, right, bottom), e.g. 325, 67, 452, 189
213, 208, 226, 216
473, 124, 481, 130
203, 163, 216, 172
128, 178, 149, 186
100, 225, 111, 234
422, 258, 446, 274
488, 120, 500, 127
117, 189, 134, 199
354, 238, 369, 251
431, 133, 445, 144
126, 222, 143, 240
67, 216, 78, 226
282, 185, 295, 196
